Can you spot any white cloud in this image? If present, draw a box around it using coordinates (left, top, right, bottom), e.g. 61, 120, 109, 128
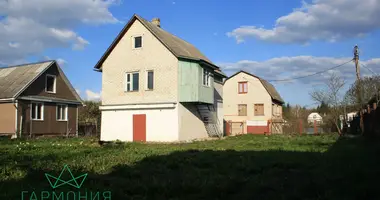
227, 0, 380, 44
0, 0, 119, 65
219, 56, 380, 85
56, 58, 67, 66
85, 90, 101, 101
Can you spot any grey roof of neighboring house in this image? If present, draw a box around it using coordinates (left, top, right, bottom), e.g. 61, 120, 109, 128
94, 14, 225, 76
0, 60, 82, 103
19, 95, 82, 105
225, 70, 285, 104
0, 61, 54, 99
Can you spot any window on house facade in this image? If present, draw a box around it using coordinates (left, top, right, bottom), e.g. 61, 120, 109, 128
146, 70, 154, 90
134, 36, 142, 48
254, 104, 264, 116
238, 82, 248, 94
57, 104, 68, 121
45, 74, 56, 93
202, 68, 211, 87
31, 102, 44, 120
238, 104, 247, 116
126, 72, 139, 92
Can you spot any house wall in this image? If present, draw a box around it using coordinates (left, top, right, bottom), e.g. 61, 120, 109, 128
178, 60, 214, 104
214, 81, 223, 132
21, 64, 77, 101
271, 103, 283, 119
224, 72, 273, 122
100, 106, 179, 142
101, 19, 178, 105
0, 103, 16, 134
178, 103, 208, 141
18, 100, 77, 136
223, 72, 273, 134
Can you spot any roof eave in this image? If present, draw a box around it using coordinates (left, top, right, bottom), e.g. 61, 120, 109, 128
0, 98, 15, 103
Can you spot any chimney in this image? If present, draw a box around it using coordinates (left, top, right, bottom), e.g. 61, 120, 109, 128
151, 18, 161, 27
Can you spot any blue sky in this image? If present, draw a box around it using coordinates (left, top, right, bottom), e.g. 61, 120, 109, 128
1, 0, 380, 106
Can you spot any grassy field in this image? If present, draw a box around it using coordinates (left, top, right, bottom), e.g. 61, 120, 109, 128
0, 134, 379, 200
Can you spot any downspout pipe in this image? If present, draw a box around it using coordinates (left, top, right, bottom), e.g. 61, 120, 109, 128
11, 98, 19, 139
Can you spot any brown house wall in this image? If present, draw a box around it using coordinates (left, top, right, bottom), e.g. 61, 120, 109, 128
0, 103, 16, 134
21, 63, 77, 101
17, 100, 77, 136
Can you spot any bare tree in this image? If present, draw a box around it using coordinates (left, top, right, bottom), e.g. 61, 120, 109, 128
345, 76, 380, 106
309, 73, 346, 135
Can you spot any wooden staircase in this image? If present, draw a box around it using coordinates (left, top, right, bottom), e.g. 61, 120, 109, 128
196, 104, 223, 138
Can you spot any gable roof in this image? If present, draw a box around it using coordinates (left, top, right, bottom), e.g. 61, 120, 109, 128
94, 14, 219, 71
225, 70, 284, 104
0, 60, 82, 103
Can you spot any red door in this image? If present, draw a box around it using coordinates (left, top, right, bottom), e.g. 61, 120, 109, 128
133, 114, 146, 142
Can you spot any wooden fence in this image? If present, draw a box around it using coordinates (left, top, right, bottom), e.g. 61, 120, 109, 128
225, 119, 327, 136
78, 122, 99, 137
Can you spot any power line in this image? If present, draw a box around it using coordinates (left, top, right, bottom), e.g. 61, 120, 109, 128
360, 63, 378, 76
242, 59, 353, 83
267, 59, 353, 82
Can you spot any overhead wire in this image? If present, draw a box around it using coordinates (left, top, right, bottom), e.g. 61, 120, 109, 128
266, 59, 354, 82
360, 63, 378, 76
241, 59, 354, 84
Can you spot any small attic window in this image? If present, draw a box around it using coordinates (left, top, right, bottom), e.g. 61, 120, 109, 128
134, 36, 142, 48
46, 74, 56, 93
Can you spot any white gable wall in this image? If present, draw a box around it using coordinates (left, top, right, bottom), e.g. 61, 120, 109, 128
223, 72, 273, 123
101, 19, 178, 105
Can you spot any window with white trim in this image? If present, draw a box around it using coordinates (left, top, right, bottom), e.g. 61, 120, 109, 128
31, 102, 44, 120
134, 36, 142, 48
146, 70, 154, 90
45, 74, 56, 93
125, 72, 139, 92
202, 68, 211, 87
57, 104, 68, 121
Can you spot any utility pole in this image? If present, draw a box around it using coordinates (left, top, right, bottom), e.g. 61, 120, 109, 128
354, 45, 364, 134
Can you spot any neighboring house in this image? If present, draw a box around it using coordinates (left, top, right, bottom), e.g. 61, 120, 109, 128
307, 112, 323, 124
339, 112, 358, 128
223, 70, 284, 135
94, 14, 227, 142
346, 112, 358, 122
0, 60, 82, 138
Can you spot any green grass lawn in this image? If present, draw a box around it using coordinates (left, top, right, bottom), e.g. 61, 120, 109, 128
0, 134, 379, 200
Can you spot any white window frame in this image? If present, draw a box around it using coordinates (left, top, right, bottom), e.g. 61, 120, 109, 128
125, 71, 139, 92
146, 70, 154, 90
30, 102, 44, 121
56, 104, 68, 121
202, 68, 211, 87
45, 74, 56, 93
133, 35, 143, 49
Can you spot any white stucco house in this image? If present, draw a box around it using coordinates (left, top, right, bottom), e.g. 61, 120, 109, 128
93, 14, 226, 142
223, 71, 284, 135
307, 112, 323, 124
